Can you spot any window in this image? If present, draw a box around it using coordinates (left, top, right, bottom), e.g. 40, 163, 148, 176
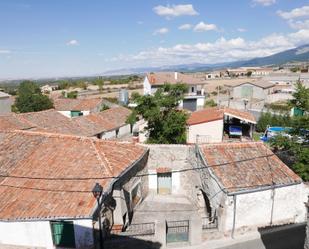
50, 221, 76, 248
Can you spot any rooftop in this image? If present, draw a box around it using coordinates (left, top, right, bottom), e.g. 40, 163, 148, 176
199, 142, 301, 193
233, 80, 275, 89
74, 106, 132, 132
0, 130, 146, 221
146, 72, 207, 86
0, 91, 11, 98
187, 107, 256, 126
0, 109, 98, 137
53, 98, 103, 111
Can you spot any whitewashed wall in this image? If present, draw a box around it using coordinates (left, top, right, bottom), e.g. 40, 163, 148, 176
0, 219, 94, 249
223, 183, 307, 233
187, 119, 224, 144
143, 77, 151, 95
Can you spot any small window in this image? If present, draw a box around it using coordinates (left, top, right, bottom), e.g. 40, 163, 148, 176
191, 87, 194, 92
50, 221, 76, 248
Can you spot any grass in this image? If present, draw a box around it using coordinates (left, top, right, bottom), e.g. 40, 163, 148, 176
253, 132, 263, 141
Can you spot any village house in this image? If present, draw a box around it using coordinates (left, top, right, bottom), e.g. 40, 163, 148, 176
0, 130, 148, 249
0, 91, 13, 114
196, 142, 307, 237
186, 107, 256, 144
40, 84, 58, 94
53, 97, 104, 117
0, 107, 133, 140
73, 106, 132, 139
231, 80, 275, 100
143, 72, 207, 111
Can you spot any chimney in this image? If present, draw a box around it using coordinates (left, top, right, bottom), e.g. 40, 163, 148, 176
174, 72, 178, 80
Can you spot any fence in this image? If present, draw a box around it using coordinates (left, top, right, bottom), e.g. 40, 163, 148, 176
120, 222, 155, 237
166, 220, 189, 244
202, 216, 218, 230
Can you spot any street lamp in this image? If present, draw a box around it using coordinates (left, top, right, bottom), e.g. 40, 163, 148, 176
92, 183, 104, 249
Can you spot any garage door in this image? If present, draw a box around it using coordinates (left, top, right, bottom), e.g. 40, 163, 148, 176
183, 99, 197, 111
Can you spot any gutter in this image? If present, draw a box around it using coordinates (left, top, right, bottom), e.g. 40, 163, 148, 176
0, 216, 93, 223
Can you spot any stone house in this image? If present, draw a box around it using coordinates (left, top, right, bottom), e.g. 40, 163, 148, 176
0, 130, 148, 249
187, 107, 256, 144
143, 72, 208, 111
196, 142, 307, 236
0, 91, 13, 114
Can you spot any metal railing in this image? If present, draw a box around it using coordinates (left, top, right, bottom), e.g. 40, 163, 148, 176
120, 222, 155, 237
202, 216, 218, 230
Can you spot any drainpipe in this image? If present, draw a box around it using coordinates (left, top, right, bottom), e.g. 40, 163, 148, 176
232, 195, 237, 239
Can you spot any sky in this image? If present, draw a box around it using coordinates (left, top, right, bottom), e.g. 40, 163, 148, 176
0, 0, 309, 79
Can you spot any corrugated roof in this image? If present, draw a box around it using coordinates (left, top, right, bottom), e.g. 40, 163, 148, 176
199, 142, 301, 193
0, 130, 146, 220
146, 72, 207, 86
187, 107, 256, 125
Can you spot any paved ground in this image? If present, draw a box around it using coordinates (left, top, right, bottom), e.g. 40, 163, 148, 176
203, 223, 306, 249
131, 194, 200, 223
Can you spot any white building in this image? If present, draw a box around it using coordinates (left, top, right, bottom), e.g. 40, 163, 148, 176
0, 130, 148, 249
232, 80, 275, 100
0, 91, 13, 114
143, 72, 207, 111
186, 107, 256, 144
197, 142, 307, 236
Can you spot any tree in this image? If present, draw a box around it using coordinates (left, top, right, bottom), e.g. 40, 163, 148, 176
289, 81, 309, 112
15, 81, 53, 113
131, 83, 188, 144
246, 71, 252, 77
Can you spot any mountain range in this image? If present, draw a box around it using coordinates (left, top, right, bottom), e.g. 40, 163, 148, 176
103, 44, 309, 75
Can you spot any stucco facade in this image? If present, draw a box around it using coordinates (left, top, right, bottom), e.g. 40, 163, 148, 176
0, 219, 94, 249
187, 119, 224, 144
232, 83, 273, 100
0, 94, 12, 114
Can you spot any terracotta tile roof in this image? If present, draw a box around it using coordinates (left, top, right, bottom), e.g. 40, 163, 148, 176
0, 130, 146, 221
0, 114, 34, 130
233, 80, 275, 89
187, 107, 256, 125
146, 72, 207, 86
53, 98, 103, 111
74, 106, 132, 132
0, 110, 98, 137
199, 142, 301, 193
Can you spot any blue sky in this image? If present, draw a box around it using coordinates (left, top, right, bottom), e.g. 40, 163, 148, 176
0, 0, 309, 79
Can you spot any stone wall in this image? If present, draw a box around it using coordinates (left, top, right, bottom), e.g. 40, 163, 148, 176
144, 144, 201, 203
305, 197, 309, 249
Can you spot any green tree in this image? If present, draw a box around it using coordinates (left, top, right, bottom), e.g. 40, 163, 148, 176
132, 83, 188, 144
15, 81, 53, 113
289, 81, 309, 112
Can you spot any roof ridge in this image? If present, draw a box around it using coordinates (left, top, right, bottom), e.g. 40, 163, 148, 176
90, 140, 113, 175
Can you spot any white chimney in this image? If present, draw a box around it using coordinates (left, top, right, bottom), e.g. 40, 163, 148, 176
174, 72, 178, 80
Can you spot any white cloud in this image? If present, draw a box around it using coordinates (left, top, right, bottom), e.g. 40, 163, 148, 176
153, 28, 169, 35
66, 39, 79, 46
153, 4, 198, 18
252, 0, 276, 6
277, 6, 309, 20
237, 28, 247, 32
178, 24, 192, 30
0, 50, 11, 54
109, 29, 309, 67
288, 19, 309, 30
194, 22, 218, 32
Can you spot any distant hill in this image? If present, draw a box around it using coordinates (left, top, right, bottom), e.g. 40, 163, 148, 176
103, 44, 309, 75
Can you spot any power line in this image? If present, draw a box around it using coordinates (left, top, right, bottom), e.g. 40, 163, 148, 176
0, 153, 275, 181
